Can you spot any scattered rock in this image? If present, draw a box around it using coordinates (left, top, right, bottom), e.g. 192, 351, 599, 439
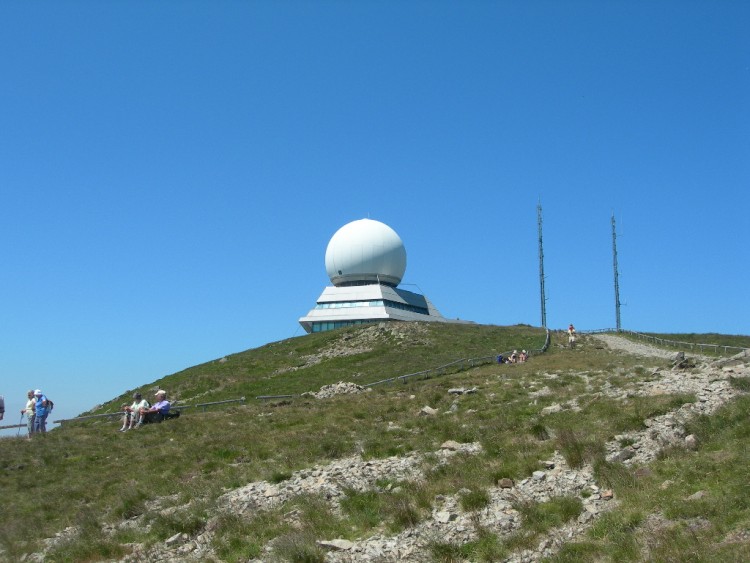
435, 511, 457, 524
634, 467, 653, 479
440, 440, 463, 451
165, 533, 186, 546
25, 332, 748, 563
448, 386, 478, 395
308, 382, 366, 399
614, 447, 636, 462
318, 539, 354, 551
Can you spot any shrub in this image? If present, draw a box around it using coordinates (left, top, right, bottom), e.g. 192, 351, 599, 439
271, 531, 325, 563
556, 428, 603, 468
459, 488, 491, 511
515, 496, 583, 534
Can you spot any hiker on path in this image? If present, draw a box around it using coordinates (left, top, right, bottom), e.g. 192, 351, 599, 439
21, 390, 36, 438
568, 324, 577, 348
138, 390, 171, 425
120, 392, 150, 432
33, 390, 50, 434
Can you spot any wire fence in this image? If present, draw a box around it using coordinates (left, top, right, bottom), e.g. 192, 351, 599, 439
258, 329, 552, 396
14, 327, 742, 429
580, 328, 749, 356
52, 397, 247, 426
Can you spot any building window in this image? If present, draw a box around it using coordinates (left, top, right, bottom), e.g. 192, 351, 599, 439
314, 299, 428, 316
311, 319, 379, 332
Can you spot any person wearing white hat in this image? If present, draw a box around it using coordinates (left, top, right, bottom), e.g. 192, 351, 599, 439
33, 390, 50, 434
137, 390, 171, 426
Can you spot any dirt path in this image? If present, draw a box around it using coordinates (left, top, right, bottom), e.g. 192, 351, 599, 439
590, 333, 703, 361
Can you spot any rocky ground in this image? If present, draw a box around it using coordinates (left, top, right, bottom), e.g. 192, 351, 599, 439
28, 335, 750, 562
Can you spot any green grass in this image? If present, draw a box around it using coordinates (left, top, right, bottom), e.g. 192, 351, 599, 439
550, 395, 750, 562
0, 323, 748, 561
641, 332, 750, 350
624, 331, 750, 357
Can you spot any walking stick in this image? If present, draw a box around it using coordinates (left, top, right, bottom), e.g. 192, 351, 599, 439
17, 413, 24, 437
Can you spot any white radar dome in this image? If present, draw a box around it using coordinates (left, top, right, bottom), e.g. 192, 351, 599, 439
325, 219, 407, 287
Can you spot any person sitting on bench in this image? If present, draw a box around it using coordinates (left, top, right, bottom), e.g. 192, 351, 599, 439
138, 390, 171, 425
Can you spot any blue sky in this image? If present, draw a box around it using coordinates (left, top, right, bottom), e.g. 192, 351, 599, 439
1, 1, 748, 430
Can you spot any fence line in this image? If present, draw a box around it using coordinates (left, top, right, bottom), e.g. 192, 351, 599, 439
4, 331, 548, 432
580, 328, 748, 356
268, 329, 552, 395
54, 397, 246, 425
620, 330, 748, 355
54, 330, 552, 421
16, 327, 746, 429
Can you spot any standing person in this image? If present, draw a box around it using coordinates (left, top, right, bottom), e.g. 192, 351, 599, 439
568, 324, 577, 348
0, 394, 4, 420
33, 390, 50, 434
138, 390, 171, 426
120, 392, 150, 431
21, 390, 36, 438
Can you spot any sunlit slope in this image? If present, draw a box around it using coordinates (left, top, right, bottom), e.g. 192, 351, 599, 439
90, 322, 547, 415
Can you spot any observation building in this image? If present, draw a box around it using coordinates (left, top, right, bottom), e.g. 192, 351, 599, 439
299, 218, 451, 333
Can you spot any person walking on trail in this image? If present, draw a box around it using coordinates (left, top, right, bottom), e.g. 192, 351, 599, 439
33, 390, 50, 434
568, 324, 577, 348
21, 390, 36, 438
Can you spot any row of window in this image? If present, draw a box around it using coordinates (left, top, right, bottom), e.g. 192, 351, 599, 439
315, 299, 428, 316
315, 300, 383, 309
311, 319, 376, 333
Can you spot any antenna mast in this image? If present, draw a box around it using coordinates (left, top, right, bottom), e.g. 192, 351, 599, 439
537, 202, 547, 328
612, 214, 622, 331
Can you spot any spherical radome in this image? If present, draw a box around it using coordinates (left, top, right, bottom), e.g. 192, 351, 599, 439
325, 219, 407, 287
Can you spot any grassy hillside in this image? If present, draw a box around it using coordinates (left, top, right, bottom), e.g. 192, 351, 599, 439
88, 322, 546, 415
1, 323, 748, 562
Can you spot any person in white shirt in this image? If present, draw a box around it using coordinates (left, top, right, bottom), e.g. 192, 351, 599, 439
120, 392, 150, 431
21, 390, 36, 438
